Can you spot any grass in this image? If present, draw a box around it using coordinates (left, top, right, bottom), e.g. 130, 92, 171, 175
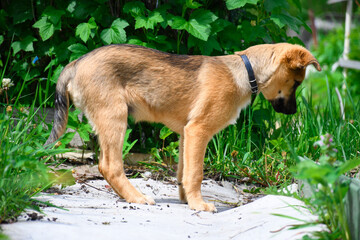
204, 75, 360, 186
0, 87, 69, 224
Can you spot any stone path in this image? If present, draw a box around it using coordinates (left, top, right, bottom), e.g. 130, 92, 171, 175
2, 178, 323, 240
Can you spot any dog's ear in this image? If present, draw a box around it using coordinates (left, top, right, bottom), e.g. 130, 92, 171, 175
285, 47, 322, 72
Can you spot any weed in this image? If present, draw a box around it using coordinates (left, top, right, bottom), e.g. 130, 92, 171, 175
0, 105, 69, 223
293, 133, 360, 240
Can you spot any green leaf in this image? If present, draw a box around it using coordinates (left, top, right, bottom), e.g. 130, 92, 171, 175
186, 10, 218, 41
190, 9, 218, 25
100, 18, 129, 44
75, 18, 97, 43
78, 127, 90, 142
264, 0, 289, 12
11, 36, 37, 55
226, 0, 260, 10
187, 20, 210, 41
68, 43, 88, 54
168, 16, 187, 30
112, 18, 129, 29
0, 35, 3, 46
11, 41, 21, 55
211, 19, 232, 34
188, 35, 221, 55
271, 14, 302, 33
290, 0, 302, 11
186, 0, 202, 9
123, 1, 146, 17
240, 21, 267, 42
338, 158, 360, 175
43, 6, 65, 25
67, 1, 76, 13
135, 11, 164, 30
76, 23, 91, 43
68, 43, 88, 61
160, 126, 173, 140
33, 17, 55, 41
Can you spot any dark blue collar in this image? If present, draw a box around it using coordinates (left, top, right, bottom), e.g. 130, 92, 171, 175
240, 55, 258, 94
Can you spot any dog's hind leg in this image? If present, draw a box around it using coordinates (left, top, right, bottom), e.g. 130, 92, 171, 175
177, 135, 187, 203
94, 103, 155, 205
182, 121, 216, 212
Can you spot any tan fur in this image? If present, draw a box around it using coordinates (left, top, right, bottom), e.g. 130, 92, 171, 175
46, 43, 321, 212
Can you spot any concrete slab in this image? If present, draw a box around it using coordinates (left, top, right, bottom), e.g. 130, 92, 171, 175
2, 179, 322, 240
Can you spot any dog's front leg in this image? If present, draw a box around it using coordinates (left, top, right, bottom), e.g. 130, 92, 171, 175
182, 122, 216, 212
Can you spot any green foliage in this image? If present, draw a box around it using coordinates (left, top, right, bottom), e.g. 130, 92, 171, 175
205, 76, 360, 187
0, 106, 69, 223
294, 133, 360, 240
0, 0, 307, 106
150, 126, 179, 171
123, 129, 138, 160
306, 24, 360, 106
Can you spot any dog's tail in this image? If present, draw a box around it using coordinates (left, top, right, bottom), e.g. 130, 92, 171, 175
44, 61, 76, 146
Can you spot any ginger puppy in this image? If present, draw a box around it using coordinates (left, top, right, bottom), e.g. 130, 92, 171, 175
46, 43, 321, 212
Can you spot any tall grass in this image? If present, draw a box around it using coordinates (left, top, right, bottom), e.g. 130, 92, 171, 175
0, 89, 68, 223
205, 77, 360, 187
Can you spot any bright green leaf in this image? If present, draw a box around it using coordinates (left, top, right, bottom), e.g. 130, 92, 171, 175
190, 9, 218, 25
76, 18, 97, 43
168, 16, 187, 30
187, 19, 211, 41
112, 18, 129, 29
68, 43, 88, 54
33, 17, 55, 41
160, 126, 173, 140
101, 18, 128, 44
88, 17, 97, 29
76, 23, 91, 43
339, 158, 360, 175
0, 35, 3, 46
185, 10, 218, 41
135, 11, 164, 30
101, 27, 126, 44
226, 0, 260, 10
271, 13, 302, 33
100, 29, 112, 45
11, 41, 21, 55
186, 0, 202, 9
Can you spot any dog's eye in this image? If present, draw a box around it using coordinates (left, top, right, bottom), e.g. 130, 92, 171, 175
293, 81, 301, 89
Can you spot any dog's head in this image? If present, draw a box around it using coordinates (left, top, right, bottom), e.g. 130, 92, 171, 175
259, 44, 321, 115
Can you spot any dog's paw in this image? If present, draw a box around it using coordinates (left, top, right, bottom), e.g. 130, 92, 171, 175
128, 194, 155, 205
188, 201, 217, 212
143, 195, 156, 205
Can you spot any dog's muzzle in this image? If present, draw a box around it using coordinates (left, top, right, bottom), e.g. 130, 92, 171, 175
269, 97, 297, 115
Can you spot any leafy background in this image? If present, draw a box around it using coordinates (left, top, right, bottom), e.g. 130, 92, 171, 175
0, 0, 305, 106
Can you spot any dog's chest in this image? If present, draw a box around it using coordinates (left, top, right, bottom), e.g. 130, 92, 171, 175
227, 100, 250, 125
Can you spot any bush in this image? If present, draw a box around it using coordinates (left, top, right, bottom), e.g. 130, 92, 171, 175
0, 0, 306, 105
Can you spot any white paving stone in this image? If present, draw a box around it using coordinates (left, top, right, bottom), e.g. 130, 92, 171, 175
2, 179, 323, 240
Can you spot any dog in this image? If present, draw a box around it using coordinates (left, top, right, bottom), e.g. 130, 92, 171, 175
45, 43, 321, 212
